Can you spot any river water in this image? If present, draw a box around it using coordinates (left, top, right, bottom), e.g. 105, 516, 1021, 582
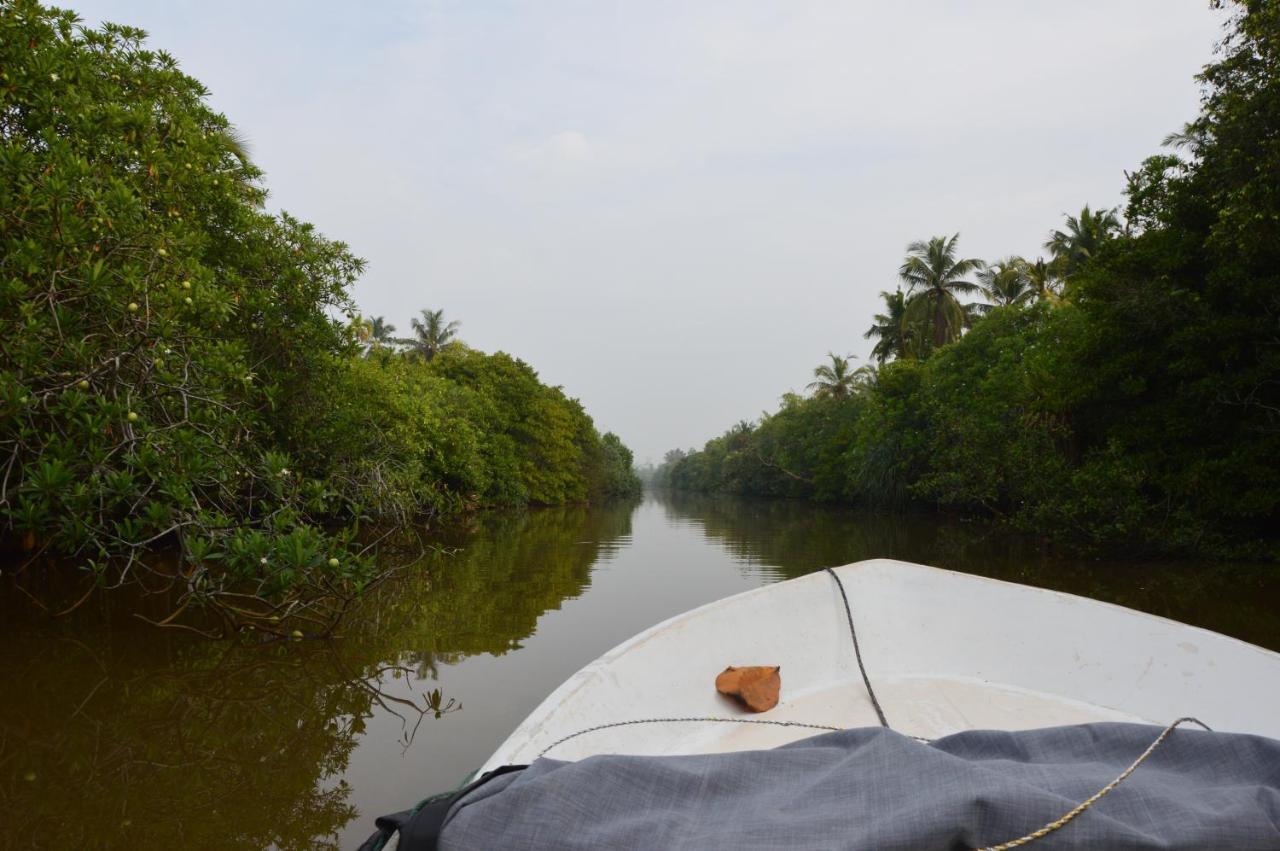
2, 493, 1277, 849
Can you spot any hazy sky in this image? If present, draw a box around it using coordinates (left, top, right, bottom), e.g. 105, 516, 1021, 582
72, 1, 1225, 462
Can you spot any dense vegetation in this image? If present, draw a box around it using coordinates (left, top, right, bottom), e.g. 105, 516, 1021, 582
0, 2, 639, 634
656, 0, 1280, 561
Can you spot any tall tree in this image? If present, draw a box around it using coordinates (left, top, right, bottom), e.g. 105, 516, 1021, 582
410, 309, 460, 361
351, 314, 373, 343
1023, 257, 1062, 301
806, 353, 859, 399
1044, 205, 1121, 277
898, 234, 984, 354
369, 316, 397, 345
974, 257, 1036, 314
864, 290, 908, 364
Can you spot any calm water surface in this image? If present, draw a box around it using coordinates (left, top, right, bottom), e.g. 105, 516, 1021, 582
2, 493, 1277, 849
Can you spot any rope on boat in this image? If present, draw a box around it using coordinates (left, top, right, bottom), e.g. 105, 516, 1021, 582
823, 566, 889, 728
539, 717, 843, 758
976, 716, 1212, 850
535, 567, 1216, 851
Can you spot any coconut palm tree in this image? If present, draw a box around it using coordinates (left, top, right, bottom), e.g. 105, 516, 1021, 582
864, 290, 908, 364
974, 257, 1036, 314
410, 309, 460, 361
369, 316, 397, 346
1162, 122, 1211, 156
898, 234, 984, 354
1044, 205, 1121, 277
726, 420, 754, 451
350, 314, 373, 343
1023, 257, 1062, 301
850, 363, 879, 393
807, 353, 859, 400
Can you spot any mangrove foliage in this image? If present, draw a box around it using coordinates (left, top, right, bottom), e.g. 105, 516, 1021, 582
655, 0, 1280, 561
0, 2, 640, 634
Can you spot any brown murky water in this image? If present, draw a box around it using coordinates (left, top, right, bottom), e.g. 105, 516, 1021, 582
2, 493, 1277, 849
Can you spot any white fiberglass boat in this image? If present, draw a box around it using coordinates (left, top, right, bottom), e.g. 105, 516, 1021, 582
481, 558, 1280, 770
368, 559, 1280, 850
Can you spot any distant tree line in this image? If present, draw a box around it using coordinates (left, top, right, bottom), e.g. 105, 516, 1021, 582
325, 308, 642, 513
653, 0, 1280, 561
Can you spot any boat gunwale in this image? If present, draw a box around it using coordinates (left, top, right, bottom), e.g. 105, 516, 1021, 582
480, 558, 1280, 771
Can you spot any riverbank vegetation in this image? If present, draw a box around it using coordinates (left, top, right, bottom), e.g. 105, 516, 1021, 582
0, 2, 640, 634
655, 0, 1279, 561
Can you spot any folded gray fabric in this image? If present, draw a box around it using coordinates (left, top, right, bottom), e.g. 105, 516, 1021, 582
439, 723, 1280, 850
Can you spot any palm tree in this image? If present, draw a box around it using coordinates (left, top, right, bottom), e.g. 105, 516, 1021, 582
350, 314, 373, 343
369, 316, 397, 346
806, 353, 859, 400
1162, 122, 1210, 156
850, 363, 879, 393
864, 290, 908, 364
898, 234, 984, 354
974, 257, 1036, 314
1023, 257, 1062, 301
1044, 205, 1120, 277
409, 309, 460, 361
726, 420, 754, 451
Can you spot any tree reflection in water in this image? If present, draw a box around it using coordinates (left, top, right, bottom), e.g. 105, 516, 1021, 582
2, 494, 1274, 849
0, 500, 639, 850
655, 491, 1280, 652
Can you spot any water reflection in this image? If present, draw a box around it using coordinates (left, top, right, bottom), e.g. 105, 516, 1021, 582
388, 501, 637, 672
657, 491, 1280, 651
0, 624, 365, 849
1, 493, 1275, 850
0, 500, 640, 850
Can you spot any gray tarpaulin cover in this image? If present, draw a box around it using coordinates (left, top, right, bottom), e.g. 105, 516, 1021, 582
438, 723, 1280, 850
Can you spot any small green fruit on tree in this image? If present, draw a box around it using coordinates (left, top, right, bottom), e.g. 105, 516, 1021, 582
0, 1, 373, 635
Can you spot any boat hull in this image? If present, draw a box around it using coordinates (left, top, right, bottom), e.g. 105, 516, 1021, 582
480, 559, 1280, 772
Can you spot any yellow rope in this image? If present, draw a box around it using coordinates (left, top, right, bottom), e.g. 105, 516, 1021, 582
976, 717, 1210, 851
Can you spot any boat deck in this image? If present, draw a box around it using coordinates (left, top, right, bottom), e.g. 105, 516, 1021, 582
482, 559, 1280, 771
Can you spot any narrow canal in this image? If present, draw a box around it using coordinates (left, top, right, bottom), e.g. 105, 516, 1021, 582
2, 493, 1276, 849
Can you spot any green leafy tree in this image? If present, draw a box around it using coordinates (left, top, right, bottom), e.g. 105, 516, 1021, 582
658, 0, 1280, 561
0, 2, 644, 630
1048, 0, 1280, 555
898, 234, 984, 355
0, 2, 382, 633
594, 432, 643, 497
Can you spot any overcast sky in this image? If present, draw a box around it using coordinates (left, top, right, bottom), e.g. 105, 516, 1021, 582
73, 1, 1225, 462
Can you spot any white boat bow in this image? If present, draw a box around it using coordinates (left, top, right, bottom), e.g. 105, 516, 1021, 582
480, 558, 1280, 772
